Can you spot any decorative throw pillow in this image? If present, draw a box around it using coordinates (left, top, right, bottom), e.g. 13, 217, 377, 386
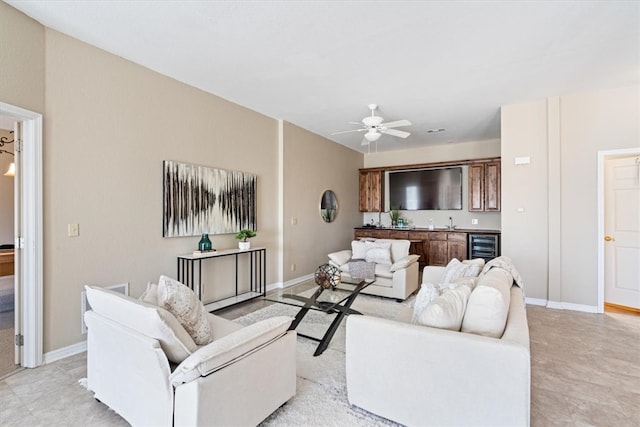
139, 282, 158, 305
440, 258, 483, 284
157, 275, 213, 345
351, 241, 367, 259
364, 240, 392, 265
414, 284, 472, 331
412, 283, 442, 323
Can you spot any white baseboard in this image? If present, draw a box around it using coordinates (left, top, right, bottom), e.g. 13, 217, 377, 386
525, 297, 548, 307
43, 340, 86, 364
545, 300, 599, 313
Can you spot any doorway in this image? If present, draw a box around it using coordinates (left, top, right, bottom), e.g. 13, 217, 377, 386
598, 148, 640, 314
0, 102, 43, 371
0, 123, 17, 377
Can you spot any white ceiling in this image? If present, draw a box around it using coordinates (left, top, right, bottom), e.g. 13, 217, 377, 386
6, 1, 640, 153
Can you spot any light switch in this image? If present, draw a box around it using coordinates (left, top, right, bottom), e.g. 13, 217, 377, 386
68, 223, 79, 237
516, 207, 525, 213
291, 218, 297, 225
471, 219, 478, 225
515, 156, 531, 165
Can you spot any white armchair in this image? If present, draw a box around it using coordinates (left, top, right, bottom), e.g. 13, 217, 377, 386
328, 239, 419, 301
84, 285, 296, 426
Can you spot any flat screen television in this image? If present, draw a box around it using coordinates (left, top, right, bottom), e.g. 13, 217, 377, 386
388, 167, 462, 210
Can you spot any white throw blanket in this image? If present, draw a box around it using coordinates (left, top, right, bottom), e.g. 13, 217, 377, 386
480, 256, 525, 288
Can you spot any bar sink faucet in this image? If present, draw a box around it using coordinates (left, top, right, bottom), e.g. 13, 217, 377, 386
448, 217, 454, 230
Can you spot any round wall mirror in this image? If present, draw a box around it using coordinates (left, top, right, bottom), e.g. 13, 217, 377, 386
320, 190, 338, 223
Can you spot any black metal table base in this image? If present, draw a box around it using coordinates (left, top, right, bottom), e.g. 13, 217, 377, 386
287, 281, 367, 356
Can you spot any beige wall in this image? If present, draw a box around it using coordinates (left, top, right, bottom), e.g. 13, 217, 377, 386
0, 2, 45, 113
363, 139, 502, 230
0, 129, 14, 245
501, 85, 640, 306
43, 29, 281, 351
3, 3, 362, 354
283, 122, 362, 282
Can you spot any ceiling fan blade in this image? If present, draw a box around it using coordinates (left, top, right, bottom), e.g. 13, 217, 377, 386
381, 128, 411, 138
348, 121, 364, 126
331, 128, 366, 135
381, 120, 411, 128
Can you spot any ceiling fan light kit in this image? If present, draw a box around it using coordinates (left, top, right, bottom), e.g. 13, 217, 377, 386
332, 103, 411, 147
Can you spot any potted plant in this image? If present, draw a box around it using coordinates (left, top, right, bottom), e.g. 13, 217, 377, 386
389, 208, 401, 227
235, 229, 256, 250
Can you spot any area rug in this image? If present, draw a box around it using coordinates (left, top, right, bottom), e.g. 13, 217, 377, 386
233, 291, 414, 427
0, 276, 14, 313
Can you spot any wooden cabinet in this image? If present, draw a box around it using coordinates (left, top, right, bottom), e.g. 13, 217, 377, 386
424, 232, 467, 267
447, 233, 468, 262
355, 229, 468, 267
359, 170, 383, 212
468, 161, 501, 212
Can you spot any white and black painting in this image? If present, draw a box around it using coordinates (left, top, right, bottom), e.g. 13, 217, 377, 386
163, 161, 256, 237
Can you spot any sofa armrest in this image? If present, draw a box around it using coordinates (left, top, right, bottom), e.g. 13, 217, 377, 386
421, 265, 445, 284
389, 254, 419, 272
328, 249, 352, 266
170, 316, 293, 386
346, 314, 530, 427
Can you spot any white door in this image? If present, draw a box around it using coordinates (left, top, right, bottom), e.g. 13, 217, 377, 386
13, 121, 22, 365
604, 156, 640, 309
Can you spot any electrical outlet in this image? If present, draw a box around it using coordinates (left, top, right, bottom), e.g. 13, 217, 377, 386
68, 223, 79, 237
471, 219, 478, 225
290, 264, 296, 272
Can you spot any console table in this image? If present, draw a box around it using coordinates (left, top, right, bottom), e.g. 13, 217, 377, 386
177, 247, 266, 312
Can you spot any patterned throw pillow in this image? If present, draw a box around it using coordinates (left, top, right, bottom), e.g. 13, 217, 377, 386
364, 240, 392, 265
157, 275, 213, 345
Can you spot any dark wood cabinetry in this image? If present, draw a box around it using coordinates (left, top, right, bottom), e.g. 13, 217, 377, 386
354, 228, 470, 268
468, 160, 501, 212
359, 170, 383, 212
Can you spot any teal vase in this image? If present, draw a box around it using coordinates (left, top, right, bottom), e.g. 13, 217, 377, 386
198, 233, 212, 251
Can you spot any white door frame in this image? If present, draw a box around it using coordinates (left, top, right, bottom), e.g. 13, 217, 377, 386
0, 102, 43, 368
597, 147, 640, 314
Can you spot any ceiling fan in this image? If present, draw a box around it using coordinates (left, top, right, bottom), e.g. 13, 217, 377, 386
332, 104, 411, 145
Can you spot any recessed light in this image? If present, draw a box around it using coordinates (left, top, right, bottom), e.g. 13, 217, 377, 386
427, 128, 446, 133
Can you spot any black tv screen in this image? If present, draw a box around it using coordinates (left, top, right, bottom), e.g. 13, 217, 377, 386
388, 167, 462, 210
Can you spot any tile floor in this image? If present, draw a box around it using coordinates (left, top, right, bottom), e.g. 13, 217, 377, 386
0, 297, 638, 426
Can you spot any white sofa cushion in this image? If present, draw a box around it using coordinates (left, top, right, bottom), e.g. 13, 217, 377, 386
85, 285, 196, 363
364, 240, 392, 265
461, 268, 513, 338
412, 283, 442, 323
413, 284, 472, 331
139, 282, 158, 305
170, 316, 293, 386
440, 258, 484, 284
374, 263, 393, 279
158, 275, 213, 345
351, 241, 367, 259
328, 249, 352, 266
390, 254, 419, 272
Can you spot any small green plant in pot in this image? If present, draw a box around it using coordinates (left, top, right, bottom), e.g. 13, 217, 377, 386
235, 229, 256, 250
389, 208, 402, 227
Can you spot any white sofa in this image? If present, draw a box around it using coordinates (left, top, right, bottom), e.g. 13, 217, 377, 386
346, 264, 530, 427
84, 284, 296, 427
328, 239, 419, 301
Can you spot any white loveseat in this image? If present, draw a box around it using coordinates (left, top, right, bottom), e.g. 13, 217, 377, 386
328, 239, 419, 301
346, 263, 530, 427
84, 284, 296, 426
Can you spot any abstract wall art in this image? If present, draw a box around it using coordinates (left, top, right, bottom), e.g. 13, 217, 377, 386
163, 160, 257, 237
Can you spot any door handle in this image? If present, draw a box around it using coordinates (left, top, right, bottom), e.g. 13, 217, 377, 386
604, 235, 615, 242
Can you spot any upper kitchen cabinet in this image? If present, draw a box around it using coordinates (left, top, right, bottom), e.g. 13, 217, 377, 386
469, 160, 501, 212
359, 170, 383, 212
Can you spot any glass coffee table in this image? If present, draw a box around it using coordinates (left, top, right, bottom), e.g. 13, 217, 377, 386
266, 277, 375, 356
